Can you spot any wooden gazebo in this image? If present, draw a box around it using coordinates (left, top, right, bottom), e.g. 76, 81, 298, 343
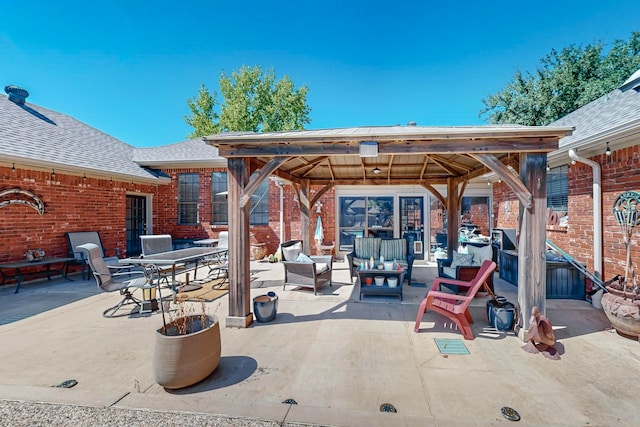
204, 125, 573, 338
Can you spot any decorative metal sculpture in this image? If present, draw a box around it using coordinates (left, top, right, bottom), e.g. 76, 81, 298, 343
0, 188, 45, 215
612, 190, 640, 296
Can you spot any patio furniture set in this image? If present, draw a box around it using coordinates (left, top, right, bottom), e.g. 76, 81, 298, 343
3, 231, 500, 341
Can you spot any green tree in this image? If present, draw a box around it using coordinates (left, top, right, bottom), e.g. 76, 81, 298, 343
480, 32, 640, 125
184, 65, 311, 137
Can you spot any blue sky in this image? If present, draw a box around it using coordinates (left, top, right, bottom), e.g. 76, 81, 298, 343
2, 1, 638, 147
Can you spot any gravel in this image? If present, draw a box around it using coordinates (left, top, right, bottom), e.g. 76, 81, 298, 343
0, 400, 317, 427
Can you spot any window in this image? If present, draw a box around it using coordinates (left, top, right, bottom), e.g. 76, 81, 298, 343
547, 165, 568, 212
337, 196, 394, 251
178, 173, 199, 225
210, 172, 269, 225
461, 196, 490, 236
211, 172, 228, 224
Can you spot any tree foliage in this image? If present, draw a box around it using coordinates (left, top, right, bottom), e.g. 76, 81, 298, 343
480, 32, 640, 125
184, 65, 311, 137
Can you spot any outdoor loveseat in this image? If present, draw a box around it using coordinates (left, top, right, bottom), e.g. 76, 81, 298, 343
281, 239, 333, 295
436, 243, 494, 293
346, 237, 414, 284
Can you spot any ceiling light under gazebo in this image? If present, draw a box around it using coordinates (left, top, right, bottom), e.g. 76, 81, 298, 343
372, 167, 382, 174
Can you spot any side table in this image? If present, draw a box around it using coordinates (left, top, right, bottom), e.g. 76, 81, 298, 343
357, 269, 405, 301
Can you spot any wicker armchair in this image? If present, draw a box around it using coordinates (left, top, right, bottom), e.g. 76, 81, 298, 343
280, 240, 332, 295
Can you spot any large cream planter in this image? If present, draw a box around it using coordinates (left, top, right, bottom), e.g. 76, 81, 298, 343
153, 315, 221, 389
601, 288, 640, 339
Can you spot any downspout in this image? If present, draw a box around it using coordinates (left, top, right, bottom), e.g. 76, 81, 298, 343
273, 179, 285, 242
567, 149, 602, 280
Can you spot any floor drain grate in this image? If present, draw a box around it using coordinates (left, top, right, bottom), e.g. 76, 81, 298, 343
501, 406, 521, 421
434, 338, 470, 355
379, 403, 397, 413
282, 398, 297, 405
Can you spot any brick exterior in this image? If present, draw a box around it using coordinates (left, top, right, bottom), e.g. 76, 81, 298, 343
0, 165, 157, 265
4, 143, 637, 287
493, 144, 640, 283
0, 165, 337, 281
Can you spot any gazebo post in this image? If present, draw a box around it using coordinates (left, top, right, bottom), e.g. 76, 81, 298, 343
446, 178, 461, 258
298, 180, 311, 251
226, 158, 253, 328
516, 153, 548, 340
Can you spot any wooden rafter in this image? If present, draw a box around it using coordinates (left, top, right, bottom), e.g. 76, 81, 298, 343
429, 155, 461, 176
419, 155, 430, 180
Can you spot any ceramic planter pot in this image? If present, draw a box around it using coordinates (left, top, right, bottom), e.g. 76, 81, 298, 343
601, 287, 640, 338
153, 315, 221, 389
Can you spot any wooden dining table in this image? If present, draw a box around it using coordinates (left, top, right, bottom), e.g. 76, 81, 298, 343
119, 247, 227, 291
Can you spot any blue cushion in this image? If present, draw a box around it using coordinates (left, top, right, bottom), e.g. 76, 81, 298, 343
296, 253, 314, 263
450, 252, 474, 269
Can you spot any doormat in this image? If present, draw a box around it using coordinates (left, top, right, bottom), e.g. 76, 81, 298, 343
174, 278, 228, 302
434, 338, 470, 355
409, 282, 427, 287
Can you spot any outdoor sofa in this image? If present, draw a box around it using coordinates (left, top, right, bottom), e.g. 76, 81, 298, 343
346, 237, 414, 284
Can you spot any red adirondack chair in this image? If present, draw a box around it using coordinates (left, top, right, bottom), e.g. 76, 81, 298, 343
414, 260, 497, 340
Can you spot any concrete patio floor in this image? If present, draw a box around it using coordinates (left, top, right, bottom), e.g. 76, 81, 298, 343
1, 259, 639, 426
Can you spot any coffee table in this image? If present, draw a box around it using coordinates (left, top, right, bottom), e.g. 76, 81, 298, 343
357, 269, 405, 301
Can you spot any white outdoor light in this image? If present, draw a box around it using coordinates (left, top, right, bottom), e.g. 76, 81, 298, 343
359, 141, 378, 157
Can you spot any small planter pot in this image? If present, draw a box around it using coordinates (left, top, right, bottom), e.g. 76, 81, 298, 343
153, 315, 221, 389
254, 291, 278, 323
486, 297, 516, 331
601, 287, 640, 339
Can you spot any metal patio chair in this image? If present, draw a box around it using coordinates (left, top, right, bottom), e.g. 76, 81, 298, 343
77, 243, 152, 318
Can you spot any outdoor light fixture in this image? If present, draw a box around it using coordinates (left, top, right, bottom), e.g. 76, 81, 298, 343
83, 173, 87, 180
571, 159, 576, 165
359, 141, 378, 157
140, 283, 158, 314
498, 177, 502, 183
372, 166, 382, 174
546, 163, 550, 171
51, 169, 56, 179
605, 142, 611, 156
11, 163, 15, 172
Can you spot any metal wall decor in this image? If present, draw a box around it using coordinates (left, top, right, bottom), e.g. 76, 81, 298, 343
0, 188, 45, 215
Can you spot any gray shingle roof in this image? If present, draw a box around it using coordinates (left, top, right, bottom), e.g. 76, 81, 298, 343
0, 94, 166, 181
133, 138, 225, 167
551, 74, 640, 148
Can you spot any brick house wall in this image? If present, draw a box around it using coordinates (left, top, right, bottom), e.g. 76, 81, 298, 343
1, 164, 338, 281
0, 165, 157, 263
151, 168, 336, 257
492, 143, 640, 282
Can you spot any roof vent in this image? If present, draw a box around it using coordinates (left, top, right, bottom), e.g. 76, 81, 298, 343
4, 85, 29, 105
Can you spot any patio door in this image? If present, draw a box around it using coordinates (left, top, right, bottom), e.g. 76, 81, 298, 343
400, 196, 424, 260
126, 195, 147, 256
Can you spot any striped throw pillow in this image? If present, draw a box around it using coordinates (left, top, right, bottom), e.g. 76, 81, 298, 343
354, 238, 381, 259
380, 239, 407, 261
